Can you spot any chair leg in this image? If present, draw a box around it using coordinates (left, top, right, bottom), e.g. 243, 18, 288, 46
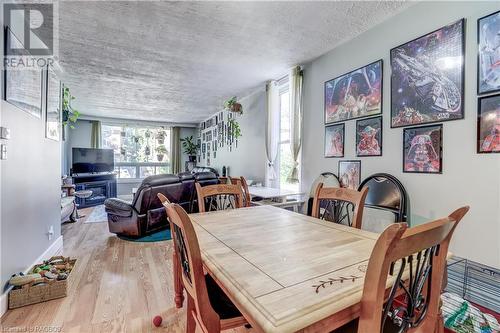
186, 295, 196, 333
173, 250, 184, 308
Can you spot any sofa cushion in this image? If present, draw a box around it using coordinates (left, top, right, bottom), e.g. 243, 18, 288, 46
142, 174, 180, 187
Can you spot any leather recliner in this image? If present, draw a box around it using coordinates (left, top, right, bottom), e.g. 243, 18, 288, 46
104, 171, 218, 237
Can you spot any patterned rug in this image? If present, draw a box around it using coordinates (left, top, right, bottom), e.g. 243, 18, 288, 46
84, 205, 108, 223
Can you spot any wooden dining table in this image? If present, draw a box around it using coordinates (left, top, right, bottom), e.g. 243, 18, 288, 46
181, 205, 390, 333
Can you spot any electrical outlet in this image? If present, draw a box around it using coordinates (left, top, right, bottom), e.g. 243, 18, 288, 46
48, 225, 54, 240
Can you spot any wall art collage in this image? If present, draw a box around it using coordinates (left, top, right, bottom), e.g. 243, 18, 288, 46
324, 12, 500, 182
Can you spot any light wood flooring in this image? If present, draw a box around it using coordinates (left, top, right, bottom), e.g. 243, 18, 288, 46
0, 207, 249, 333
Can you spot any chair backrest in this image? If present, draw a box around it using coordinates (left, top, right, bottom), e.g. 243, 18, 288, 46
229, 176, 251, 207
307, 172, 341, 216
311, 182, 368, 229
358, 173, 409, 222
132, 174, 183, 214
158, 195, 220, 329
195, 183, 244, 213
358, 206, 469, 333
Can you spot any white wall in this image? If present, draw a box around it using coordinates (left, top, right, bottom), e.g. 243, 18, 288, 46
198, 87, 267, 183
301, 1, 500, 268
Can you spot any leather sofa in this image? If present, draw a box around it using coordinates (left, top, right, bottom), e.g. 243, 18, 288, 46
104, 170, 219, 237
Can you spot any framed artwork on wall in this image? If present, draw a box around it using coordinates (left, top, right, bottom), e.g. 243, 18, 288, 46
477, 94, 500, 153
403, 124, 443, 174
478, 10, 500, 95
356, 116, 382, 157
4, 27, 43, 118
338, 160, 361, 190
45, 65, 61, 141
324, 123, 345, 158
391, 19, 465, 128
324, 59, 383, 124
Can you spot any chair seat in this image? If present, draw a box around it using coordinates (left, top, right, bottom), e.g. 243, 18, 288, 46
332, 318, 402, 333
205, 275, 242, 320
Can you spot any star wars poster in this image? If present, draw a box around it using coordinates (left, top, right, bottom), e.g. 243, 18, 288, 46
478, 10, 500, 95
324, 60, 382, 124
478, 94, 500, 154
356, 116, 382, 157
324, 123, 344, 158
338, 160, 361, 190
403, 124, 443, 174
391, 19, 464, 127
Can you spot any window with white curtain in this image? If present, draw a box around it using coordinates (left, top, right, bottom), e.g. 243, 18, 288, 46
101, 124, 171, 179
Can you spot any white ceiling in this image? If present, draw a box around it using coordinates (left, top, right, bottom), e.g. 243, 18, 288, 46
58, 1, 413, 124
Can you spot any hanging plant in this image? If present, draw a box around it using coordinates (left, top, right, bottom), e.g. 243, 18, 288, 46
155, 145, 168, 161
156, 128, 166, 144
62, 86, 80, 129
145, 146, 151, 156
224, 96, 243, 114
145, 129, 152, 138
228, 118, 242, 140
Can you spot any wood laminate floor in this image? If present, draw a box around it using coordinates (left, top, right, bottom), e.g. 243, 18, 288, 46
0, 207, 250, 333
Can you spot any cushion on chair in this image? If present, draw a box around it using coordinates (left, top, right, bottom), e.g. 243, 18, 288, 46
205, 275, 242, 320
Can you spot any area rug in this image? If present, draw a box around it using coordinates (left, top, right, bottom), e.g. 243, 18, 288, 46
84, 205, 108, 223
118, 229, 172, 242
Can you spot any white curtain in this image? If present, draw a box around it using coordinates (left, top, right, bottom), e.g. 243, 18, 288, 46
287, 66, 303, 183
265, 80, 280, 187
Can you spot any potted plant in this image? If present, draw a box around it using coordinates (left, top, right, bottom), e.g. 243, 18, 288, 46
62, 86, 80, 129
156, 145, 168, 161
156, 128, 166, 144
224, 96, 243, 114
144, 129, 152, 138
180, 135, 199, 162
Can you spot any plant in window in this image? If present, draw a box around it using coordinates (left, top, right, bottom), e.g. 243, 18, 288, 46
156, 128, 167, 144
180, 135, 199, 162
224, 96, 243, 114
144, 129, 152, 138
62, 86, 80, 129
145, 146, 151, 156
155, 145, 168, 161
228, 118, 242, 140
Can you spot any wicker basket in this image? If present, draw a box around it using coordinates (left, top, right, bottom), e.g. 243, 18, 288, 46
8, 256, 76, 309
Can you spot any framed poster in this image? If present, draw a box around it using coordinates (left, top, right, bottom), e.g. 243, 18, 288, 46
325, 59, 383, 124
478, 10, 500, 95
324, 123, 345, 158
391, 19, 465, 127
477, 94, 500, 153
338, 160, 361, 190
45, 65, 61, 141
356, 116, 382, 157
403, 124, 443, 174
4, 27, 43, 118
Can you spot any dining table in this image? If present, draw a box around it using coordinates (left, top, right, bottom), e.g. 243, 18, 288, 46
180, 205, 399, 333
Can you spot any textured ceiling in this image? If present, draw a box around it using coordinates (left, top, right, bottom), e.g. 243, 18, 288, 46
58, 1, 412, 124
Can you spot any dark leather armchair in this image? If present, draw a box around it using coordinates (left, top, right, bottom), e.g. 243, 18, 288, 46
104, 172, 219, 237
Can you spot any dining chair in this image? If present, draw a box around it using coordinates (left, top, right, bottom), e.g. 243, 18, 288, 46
159, 197, 248, 333
333, 206, 469, 333
195, 183, 244, 212
311, 182, 369, 229
229, 176, 252, 207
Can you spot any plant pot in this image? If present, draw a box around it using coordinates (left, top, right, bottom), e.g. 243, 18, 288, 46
231, 103, 242, 113
145, 146, 151, 156
157, 154, 164, 162
188, 155, 197, 162
157, 138, 165, 144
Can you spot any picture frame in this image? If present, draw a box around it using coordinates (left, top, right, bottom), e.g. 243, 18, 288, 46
478, 10, 500, 95
356, 116, 382, 157
45, 65, 61, 141
403, 124, 443, 174
390, 19, 465, 128
324, 123, 345, 158
324, 59, 383, 124
338, 160, 361, 190
4, 27, 43, 118
477, 94, 500, 154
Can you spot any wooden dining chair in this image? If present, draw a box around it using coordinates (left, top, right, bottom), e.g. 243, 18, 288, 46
159, 197, 248, 333
229, 176, 252, 207
311, 182, 369, 229
332, 206, 469, 333
195, 183, 244, 213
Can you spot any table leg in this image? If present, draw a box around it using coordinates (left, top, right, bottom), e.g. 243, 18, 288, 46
173, 249, 184, 308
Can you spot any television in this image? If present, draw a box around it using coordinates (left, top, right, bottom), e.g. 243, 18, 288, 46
72, 148, 115, 174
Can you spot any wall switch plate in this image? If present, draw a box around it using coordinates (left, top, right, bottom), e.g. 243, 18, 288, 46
0, 144, 6, 160
0, 127, 10, 140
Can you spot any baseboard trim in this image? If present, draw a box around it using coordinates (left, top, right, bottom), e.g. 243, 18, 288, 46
0, 235, 64, 318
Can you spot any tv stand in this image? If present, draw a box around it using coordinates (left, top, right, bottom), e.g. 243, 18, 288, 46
72, 173, 117, 208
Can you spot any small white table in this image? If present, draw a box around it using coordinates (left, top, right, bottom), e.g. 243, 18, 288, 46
248, 186, 305, 212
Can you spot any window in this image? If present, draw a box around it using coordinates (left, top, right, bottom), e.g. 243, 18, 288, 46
278, 84, 300, 191
101, 124, 171, 179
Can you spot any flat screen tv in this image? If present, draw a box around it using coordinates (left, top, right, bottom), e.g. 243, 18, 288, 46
72, 148, 114, 174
